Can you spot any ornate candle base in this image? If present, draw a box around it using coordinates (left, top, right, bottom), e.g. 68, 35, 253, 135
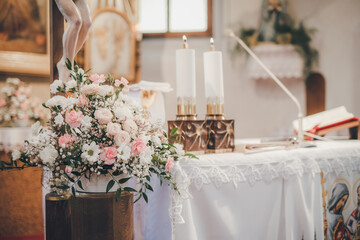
206, 119, 235, 153
168, 120, 207, 153
168, 119, 235, 154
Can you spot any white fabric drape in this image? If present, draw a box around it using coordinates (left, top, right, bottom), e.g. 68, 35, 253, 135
171, 140, 360, 240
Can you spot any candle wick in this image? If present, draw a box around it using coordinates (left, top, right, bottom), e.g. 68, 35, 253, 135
183, 35, 188, 49
210, 38, 215, 51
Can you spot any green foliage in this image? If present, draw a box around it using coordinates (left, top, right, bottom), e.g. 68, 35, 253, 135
106, 179, 115, 193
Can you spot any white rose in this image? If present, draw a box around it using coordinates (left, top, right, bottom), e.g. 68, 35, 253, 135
65, 79, 77, 90
80, 84, 100, 95
151, 135, 162, 148
107, 122, 122, 136
114, 130, 130, 147
123, 119, 138, 133
50, 79, 64, 94
139, 147, 153, 164
98, 85, 114, 97
113, 105, 132, 120
45, 95, 76, 109
12, 149, 21, 161
39, 145, 58, 165
94, 108, 113, 124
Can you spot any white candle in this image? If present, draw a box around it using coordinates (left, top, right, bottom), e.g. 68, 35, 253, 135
203, 38, 224, 99
176, 35, 196, 98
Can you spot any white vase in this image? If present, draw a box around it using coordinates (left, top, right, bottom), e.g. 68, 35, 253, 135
75, 173, 127, 193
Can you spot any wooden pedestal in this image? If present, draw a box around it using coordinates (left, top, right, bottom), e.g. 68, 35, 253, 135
46, 192, 133, 240
46, 193, 72, 240
206, 119, 235, 153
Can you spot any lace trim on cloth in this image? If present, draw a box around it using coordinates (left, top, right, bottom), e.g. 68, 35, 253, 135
169, 141, 360, 226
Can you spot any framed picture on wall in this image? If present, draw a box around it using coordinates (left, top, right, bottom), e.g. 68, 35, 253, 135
85, 4, 139, 84
0, 0, 49, 75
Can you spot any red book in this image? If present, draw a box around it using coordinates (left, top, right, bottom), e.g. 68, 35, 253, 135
293, 106, 359, 136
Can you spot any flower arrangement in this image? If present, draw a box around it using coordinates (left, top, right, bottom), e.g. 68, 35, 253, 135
0, 78, 48, 126
0, 61, 189, 202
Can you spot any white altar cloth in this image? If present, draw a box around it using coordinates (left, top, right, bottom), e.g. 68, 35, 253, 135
0, 127, 32, 152
170, 140, 360, 240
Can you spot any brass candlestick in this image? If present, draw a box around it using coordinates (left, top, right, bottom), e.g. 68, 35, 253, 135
176, 96, 197, 120
206, 97, 225, 120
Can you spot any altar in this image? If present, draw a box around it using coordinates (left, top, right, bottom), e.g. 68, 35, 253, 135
169, 140, 360, 240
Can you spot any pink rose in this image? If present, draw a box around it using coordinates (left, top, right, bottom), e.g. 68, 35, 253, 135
114, 79, 121, 87
0, 99, 6, 107
89, 74, 106, 84
100, 147, 117, 165
58, 134, 76, 148
94, 108, 113, 124
65, 166, 72, 173
165, 157, 175, 172
131, 138, 146, 156
20, 102, 27, 109
77, 95, 89, 107
114, 131, 130, 147
65, 110, 84, 128
15, 90, 20, 97
107, 122, 122, 136
114, 77, 129, 93
120, 77, 129, 93
22, 115, 29, 120
123, 119, 138, 133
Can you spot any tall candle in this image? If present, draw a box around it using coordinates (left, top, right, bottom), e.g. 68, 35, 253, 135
203, 38, 224, 99
176, 35, 196, 99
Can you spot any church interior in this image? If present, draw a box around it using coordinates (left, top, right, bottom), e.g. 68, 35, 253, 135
0, 0, 359, 239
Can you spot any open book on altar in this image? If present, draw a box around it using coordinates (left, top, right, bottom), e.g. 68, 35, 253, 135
293, 106, 359, 136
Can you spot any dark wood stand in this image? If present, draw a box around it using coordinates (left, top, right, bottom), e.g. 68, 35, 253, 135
46, 192, 133, 240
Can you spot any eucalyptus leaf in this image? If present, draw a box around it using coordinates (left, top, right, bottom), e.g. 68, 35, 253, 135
77, 180, 84, 190
106, 179, 115, 193
118, 177, 131, 184
71, 186, 76, 197
170, 127, 178, 136
124, 187, 137, 192
142, 192, 148, 203
134, 194, 142, 203
145, 183, 153, 192
65, 58, 72, 70
116, 188, 122, 201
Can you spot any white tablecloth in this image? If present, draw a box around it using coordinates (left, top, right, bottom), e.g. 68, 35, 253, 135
170, 140, 360, 240
0, 127, 32, 152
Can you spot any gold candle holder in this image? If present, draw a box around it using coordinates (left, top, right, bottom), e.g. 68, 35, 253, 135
206, 97, 225, 120
177, 96, 197, 120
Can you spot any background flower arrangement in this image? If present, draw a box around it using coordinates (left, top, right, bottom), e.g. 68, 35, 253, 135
0, 78, 49, 127
0, 61, 190, 202
232, 0, 318, 80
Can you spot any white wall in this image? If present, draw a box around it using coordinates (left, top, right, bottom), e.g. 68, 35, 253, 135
141, 0, 360, 138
